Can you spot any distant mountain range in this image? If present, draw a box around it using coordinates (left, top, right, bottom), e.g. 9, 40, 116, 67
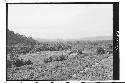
81, 36, 113, 40
35, 36, 113, 42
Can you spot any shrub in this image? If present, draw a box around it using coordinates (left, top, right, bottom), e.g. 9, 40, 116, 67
24, 60, 33, 65
77, 49, 83, 54
7, 58, 33, 68
14, 59, 25, 67
96, 47, 105, 55
7, 60, 13, 68
44, 54, 68, 63
68, 48, 83, 55
44, 57, 53, 63
55, 54, 67, 61
14, 59, 33, 67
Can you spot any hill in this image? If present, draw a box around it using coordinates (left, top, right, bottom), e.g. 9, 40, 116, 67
7, 29, 37, 46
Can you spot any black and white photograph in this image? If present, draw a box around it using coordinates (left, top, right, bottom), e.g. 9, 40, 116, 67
6, 2, 119, 81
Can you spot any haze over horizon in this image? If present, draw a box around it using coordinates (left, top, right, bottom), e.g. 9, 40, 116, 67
8, 4, 113, 40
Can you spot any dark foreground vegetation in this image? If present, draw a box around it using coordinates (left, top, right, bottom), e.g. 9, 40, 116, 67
7, 29, 113, 81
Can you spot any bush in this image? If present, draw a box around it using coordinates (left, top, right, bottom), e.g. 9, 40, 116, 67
14, 59, 33, 67
24, 60, 33, 65
54, 54, 67, 61
44, 57, 53, 63
44, 54, 68, 63
7, 58, 33, 68
68, 48, 83, 55
7, 60, 13, 68
96, 47, 105, 55
77, 49, 83, 54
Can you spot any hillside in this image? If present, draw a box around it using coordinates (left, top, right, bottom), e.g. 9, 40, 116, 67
7, 29, 37, 46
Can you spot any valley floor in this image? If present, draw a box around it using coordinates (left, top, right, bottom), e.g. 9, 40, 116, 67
7, 51, 113, 81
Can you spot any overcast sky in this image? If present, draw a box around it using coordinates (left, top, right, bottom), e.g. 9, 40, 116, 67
8, 4, 113, 40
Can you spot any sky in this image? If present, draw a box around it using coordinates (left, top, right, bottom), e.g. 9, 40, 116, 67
8, 4, 113, 40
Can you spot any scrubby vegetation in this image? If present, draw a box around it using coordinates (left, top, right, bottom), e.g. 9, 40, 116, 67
7, 29, 113, 81
96, 47, 106, 55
